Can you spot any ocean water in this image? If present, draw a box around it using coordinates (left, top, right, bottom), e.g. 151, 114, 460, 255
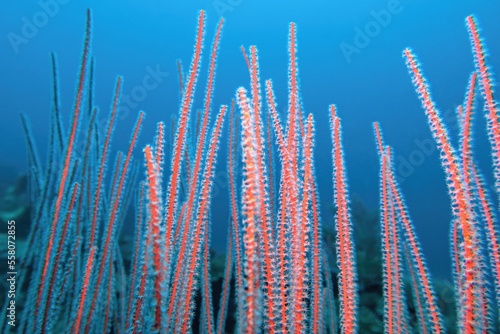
0, 0, 499, 332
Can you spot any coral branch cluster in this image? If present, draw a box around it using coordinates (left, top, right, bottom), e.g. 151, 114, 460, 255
5, 9, 500, 334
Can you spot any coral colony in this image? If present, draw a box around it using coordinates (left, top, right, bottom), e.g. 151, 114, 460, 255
3, 8, 500, 334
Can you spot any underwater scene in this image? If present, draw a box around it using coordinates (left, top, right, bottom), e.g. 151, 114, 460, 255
1, 0, 500, 333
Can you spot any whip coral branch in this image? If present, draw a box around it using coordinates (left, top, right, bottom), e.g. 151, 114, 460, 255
388, 155, 443, 333
240, 46, 251, 70
265, 78, 290, 332
164, 9, 205, 276
70, 246, 96, 334
202, 219, 215, 334
265, 80, 286, 158
238, 87, 262, 334
330, 105, 358, 334
247, 45, 278, 333
292, 112, 315, 333
472, 165, 500, 313
126, 182, 145, 330
155, 122, 165, 179
266, 111, 277, 220
84, 111, 144, 333
147, 122, 166, 330
130, 225, 153, 334
403, 242, 428, 334
301, 114, 317, 333
216, 225, 233, 334
34, 10, 91, 333
458, 72, 477, 195
180, 105, 227, 333
466, 16, 500, 199
167, 16, 223, 331
177, 59, 184, 97
42, 182, 80, 333
404, 48, 481, 333
143, 143, 164, 330
378, 144, 395, 334
386, 147, 407, 334
374, 122, 444, 333
90, 76, 122, 249
286, 23, 308, 333
50, 51, 64, 150
227, 99, 245, 327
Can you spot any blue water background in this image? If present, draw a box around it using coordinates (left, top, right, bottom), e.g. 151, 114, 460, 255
1, 0, 499, 279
